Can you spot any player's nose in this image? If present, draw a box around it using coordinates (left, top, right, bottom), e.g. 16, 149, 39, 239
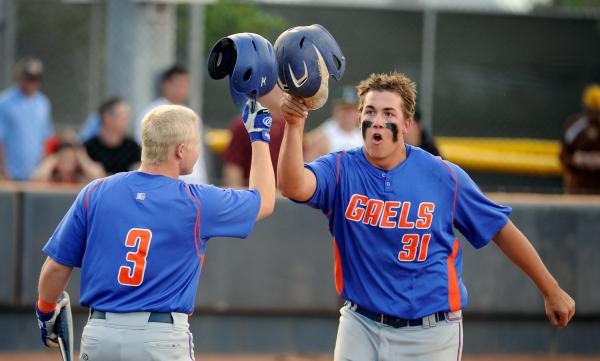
371, 114, 386, 128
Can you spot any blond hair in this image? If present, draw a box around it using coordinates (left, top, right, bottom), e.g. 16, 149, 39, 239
141, 105, 198, 163
356, 72, 417, 119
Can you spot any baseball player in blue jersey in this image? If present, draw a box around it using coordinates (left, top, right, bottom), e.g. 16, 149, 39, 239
35, 103, 275, 360
278, 72, 575, 360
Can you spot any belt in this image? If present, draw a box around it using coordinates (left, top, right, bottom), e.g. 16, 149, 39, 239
90, 310, 174, 324
346, 301, 447, 328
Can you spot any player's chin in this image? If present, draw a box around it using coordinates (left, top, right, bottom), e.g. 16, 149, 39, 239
364, 145, 387, 159
364, 139, 387, 151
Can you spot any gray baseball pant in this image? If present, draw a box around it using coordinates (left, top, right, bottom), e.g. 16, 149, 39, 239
79, 311, 194, 361
334, 304, 463, 361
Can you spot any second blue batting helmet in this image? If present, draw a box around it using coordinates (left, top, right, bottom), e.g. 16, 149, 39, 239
274, 24, 346, 109
208, 33, 278, 108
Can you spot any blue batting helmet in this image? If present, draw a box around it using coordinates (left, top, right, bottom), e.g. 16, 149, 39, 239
207, 33, 278, 108
274, 24, 346, 109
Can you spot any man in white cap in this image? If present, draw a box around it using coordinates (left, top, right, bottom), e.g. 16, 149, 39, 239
0, 56, 54, 180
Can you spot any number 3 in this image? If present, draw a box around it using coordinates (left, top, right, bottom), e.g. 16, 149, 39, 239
118, 228, 152, 287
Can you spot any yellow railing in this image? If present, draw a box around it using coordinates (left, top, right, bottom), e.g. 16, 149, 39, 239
205, 129, 563, 177
436, 137, 562, 176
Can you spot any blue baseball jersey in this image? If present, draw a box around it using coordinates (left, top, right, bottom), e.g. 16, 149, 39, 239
302, 145, 511, 319
43, 171, 260, 314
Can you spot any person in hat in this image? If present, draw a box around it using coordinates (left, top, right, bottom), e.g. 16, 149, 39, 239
0, 56, 54, 180
560, 83, 600, 194
304, 86, 363, 162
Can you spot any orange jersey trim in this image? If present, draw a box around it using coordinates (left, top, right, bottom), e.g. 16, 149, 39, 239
84, 178, 106, 214
436, 159, 462, 311
447, 238, 462, 311
184, 184, 203, 258
333, 238, 344, 296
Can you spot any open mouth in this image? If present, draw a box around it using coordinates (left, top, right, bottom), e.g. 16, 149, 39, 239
372, 133, 383, 144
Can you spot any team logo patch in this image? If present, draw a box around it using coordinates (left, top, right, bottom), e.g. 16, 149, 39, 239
263, 116, 272, 127
136, 193, 146, 201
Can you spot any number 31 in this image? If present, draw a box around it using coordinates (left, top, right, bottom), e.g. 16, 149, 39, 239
398, 233, 431, 262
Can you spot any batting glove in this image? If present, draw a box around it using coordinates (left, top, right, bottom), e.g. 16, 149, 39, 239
35, 292, 69, 348
242, 100, 272, 143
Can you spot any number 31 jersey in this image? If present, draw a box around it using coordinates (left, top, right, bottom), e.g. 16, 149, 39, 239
302, 145, 511, 319
43, 171, 260, 314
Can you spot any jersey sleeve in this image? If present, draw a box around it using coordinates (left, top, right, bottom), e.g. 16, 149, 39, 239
450, 163, 512, 249
300, 152, 339, 214
42, 181, 97, 267
192, 185, 261, 239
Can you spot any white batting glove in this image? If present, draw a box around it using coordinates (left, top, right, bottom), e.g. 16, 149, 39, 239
242, 100, 272, 143
35, 292, 69, 348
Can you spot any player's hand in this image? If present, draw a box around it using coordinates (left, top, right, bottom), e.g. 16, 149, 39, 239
35, 292, 69, 348
280, 93, 308, 127
242, 100, 272, 143
544, 286, 575, 329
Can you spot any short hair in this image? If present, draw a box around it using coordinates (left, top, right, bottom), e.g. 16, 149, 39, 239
161, 64, 188, 83
356, 72, 417, 119
141, 105, 198, 163
98, 97, 125, 118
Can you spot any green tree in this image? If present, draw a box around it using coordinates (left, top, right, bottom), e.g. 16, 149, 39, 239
177, 0, 288, 61
550, 0, 600, 10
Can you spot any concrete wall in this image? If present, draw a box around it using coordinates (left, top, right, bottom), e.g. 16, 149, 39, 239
0, 190, 17, 305
0, 188, 598, 354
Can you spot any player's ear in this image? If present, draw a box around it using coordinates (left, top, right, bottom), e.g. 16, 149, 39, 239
402, 115, 413, 135
175, 143, 185, 160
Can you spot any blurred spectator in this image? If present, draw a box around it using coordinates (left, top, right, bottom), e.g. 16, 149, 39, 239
405, 109, 441, 157
45, 127, 79, 155
304, 86, 363, 162
560, 83, 600, 194
136, 64, 207, 184
78, 111, 101, 143
0, 57, 54, 180
84, 97, 140, 175
221, 90, 285, 188
32, 130, 105, 183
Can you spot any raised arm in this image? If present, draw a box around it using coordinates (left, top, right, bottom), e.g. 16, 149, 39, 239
277, 94, 317, 201
493, 220, 575, 328
31, 154, 59, 181
243, 101, 276, 221
249, 140, 275, 221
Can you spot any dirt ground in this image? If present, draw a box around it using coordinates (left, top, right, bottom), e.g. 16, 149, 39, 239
0, 353, 598, 361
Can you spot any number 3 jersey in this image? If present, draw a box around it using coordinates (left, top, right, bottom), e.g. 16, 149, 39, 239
43, 171, 260, 314
302, 145, 511, 319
